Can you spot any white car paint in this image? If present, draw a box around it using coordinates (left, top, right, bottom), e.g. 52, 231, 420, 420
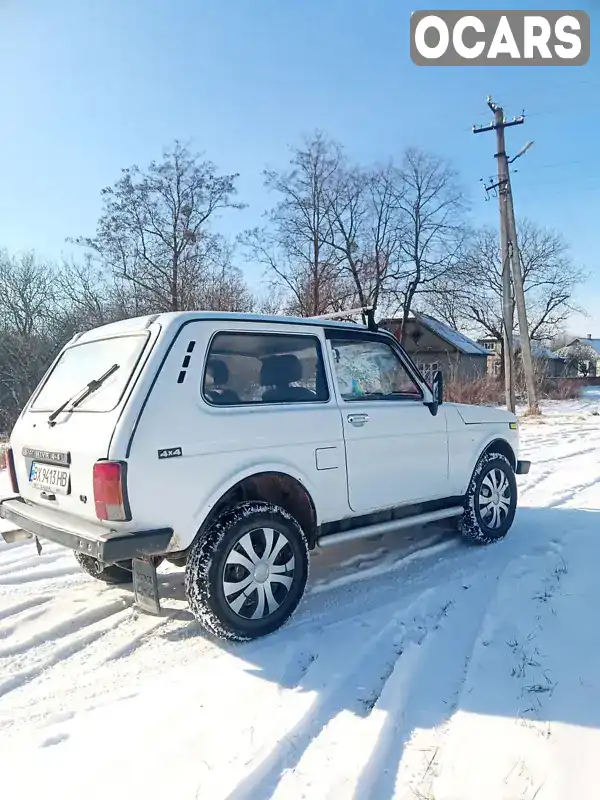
453, 402, 521, 426
4, 311, 519, 556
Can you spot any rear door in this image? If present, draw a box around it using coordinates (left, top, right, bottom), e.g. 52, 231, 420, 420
326, 330, 450, 514
126, 320, 350, 542
10, 328, 155, 524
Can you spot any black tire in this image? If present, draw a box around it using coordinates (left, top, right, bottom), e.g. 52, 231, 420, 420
74, 552, 133, 584
185, 501, 309, 642
460, 452, 517, 545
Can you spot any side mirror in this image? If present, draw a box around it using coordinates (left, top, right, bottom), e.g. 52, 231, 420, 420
432, 370, 444, 405
426, 370, 444, 416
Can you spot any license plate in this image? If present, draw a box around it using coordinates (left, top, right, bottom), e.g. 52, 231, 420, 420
29, 462, 70, 495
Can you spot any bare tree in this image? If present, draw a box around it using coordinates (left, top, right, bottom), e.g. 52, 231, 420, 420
323, 163, 404, 314
253, 288, 289, 316
0, 251, 61, 429
431, 221, 586, 350
517, 221, 586, 341
195, 239, 253, 312
245, 140, 467, 323
72, 141, 245, 312
392, 149, 468, 344
242, 133, 348, 317
55, 254, 140, 335
0, 251, 56, 337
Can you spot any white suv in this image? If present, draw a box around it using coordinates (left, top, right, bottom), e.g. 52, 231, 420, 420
0, 312, 529, 641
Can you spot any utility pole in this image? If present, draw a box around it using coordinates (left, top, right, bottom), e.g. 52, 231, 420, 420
473, 98, 539, 415
505, 152, 539, 415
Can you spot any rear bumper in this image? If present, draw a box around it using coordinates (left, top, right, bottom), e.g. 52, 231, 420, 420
516, 460, 531, 475
0, 497, 173, 564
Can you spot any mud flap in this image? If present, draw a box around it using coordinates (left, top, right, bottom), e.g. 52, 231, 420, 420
132, 557, 161, 615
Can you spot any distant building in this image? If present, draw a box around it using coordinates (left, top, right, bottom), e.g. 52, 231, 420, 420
477, 335, 567, 378
380, 313, 489, 383
556, 335, 600, 378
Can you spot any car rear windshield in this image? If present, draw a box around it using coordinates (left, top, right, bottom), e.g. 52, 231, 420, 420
30, 333, 149, 413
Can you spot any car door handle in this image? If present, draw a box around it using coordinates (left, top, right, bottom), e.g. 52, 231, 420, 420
347, 413, 369, 426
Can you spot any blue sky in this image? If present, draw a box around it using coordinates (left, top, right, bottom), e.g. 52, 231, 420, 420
0, 0, 597, 331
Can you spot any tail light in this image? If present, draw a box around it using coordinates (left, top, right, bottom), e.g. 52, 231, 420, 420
7, 447, 19, 494
93, 461, 130, 521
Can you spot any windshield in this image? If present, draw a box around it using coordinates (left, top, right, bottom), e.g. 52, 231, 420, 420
30, 334, 149, 413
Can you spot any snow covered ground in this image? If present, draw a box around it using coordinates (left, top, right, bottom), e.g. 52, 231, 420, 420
1, 400, 600, 799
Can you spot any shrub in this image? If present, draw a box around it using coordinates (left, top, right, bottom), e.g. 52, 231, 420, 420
445, 376, 504, 406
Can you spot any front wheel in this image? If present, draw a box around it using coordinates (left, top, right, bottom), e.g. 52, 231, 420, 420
185, 502, 309, 642
460, 452, 517, 545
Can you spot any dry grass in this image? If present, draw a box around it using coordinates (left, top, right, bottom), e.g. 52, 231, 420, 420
445, 376, 505, 406
537, 378, 580, 401
445, 375, 582, 407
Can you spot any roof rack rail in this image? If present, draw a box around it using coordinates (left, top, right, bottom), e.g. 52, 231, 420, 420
312, 306, 378, 332
145, 313, 160, 328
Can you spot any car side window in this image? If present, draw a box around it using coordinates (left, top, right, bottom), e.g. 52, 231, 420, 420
329, 338, 422, 401
203, 332, 329, 406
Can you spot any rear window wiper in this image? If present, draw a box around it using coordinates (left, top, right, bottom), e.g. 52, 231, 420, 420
48, 364, 120, 427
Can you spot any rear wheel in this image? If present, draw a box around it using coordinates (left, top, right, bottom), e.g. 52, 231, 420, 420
185, 502, 309, 642
460, 452, 517, 545
74, 552, 133, 584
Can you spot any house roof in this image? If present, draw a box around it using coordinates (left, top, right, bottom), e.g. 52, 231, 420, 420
477, 335, 565, 361
556, 339, 600, 360
512, 335, 565, 361
410, 313, 490, 356
568, 338, 600, 356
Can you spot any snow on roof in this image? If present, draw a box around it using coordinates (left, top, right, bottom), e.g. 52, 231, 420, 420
569, 338, 600, 357
512, 335, 565, 361
411, 313, 490, 356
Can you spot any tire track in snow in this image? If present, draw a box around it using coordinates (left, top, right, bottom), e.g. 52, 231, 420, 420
97, 610, 179, 664
547, 473, 600, 509
304, 535, 570, 799
534, 445, 599, 465
520, 448, 600, 505
308, 537, 457, 598
0, 605, 133, 699
0, 597, 132, 658
0, 605, 48, 639
284, 538, 463, 640
0, 594, 51, 622
0, 551, 65, 577
429, 541, 569, 800
354, 572, 499, 800
519, 467, 554, 496
0, 563, 81, 585
363, 539, 561, 800
225, 587, 450, 800
277, 572, 497, 800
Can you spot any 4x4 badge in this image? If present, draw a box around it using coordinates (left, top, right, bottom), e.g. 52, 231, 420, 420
158, 447, 182, 459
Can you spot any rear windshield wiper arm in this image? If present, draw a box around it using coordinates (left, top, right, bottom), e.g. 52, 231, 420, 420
48, 364, 120, 427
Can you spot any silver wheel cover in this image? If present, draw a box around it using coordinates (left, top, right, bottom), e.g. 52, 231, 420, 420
478, 468, 512, 529
222, 527, 295, 620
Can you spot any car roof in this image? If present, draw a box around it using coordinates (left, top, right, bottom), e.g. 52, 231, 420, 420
75, 310, 380, 343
